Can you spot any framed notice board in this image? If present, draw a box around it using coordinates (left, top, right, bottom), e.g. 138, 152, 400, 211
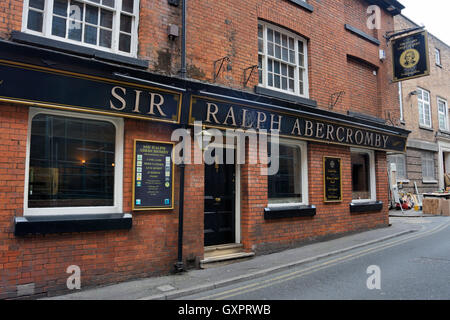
132, 140, 175, 211
323, 157, 343, 203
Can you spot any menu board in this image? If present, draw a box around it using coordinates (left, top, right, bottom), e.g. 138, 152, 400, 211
132, 140, 174, 210
323, 157, 342, 203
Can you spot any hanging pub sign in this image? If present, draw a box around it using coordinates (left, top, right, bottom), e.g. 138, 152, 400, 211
323, 157, 343, 203
132, 140, 175, 211
391, 30, 430, 82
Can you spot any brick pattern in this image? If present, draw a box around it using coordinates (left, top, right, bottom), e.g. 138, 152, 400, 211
0, 0, 397, 298
241, 142, 388, 254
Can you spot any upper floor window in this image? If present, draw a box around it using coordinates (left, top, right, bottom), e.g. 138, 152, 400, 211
438, 97, 449, 131
258, 21, 309, 98
22, 0, 139, 56
435, 48, 441, 66
417, 88, 431, 128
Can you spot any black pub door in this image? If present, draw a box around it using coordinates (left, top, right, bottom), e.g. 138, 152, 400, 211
204, 163, 235, 246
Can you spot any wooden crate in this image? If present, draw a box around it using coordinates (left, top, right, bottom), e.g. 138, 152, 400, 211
422, 198, 442, 215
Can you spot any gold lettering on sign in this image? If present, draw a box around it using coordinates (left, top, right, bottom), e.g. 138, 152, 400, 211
206, 103, 220, 124
316, 122, 325, 139
346, 128, 353, 144
336, 127, 345, 142
148, 93, 166, 116
355, 130, 364, 145
375, 134, 381, 147
305, 120, 314, 137
383, 135, 389, 148
291, 119, 301, 136
110, 86, 127, 111
223, 106, 237, 126
270, 114, 283, 131
326, 124, 334, 141
257, 112, 267, 129
365, 132, 374, 146
133, 90, 143, 113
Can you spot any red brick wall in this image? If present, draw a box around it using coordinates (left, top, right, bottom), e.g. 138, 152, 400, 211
241, 142, 389, 254
346, 57, 379, 117
0, 102, 204, 298
0, 0, 396, 298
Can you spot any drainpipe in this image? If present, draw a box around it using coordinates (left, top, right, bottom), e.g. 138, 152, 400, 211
175, 0, 187, 273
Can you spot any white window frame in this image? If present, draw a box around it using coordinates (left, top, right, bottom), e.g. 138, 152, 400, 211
437, 97, 449, 132
21, 0, 139, 57
267, 138, 308, 208
258, 21, 309, 98
417, 87, 432, 128
435, 48, 441, 66
351, 148, 376, 203
24, 108, 124, 216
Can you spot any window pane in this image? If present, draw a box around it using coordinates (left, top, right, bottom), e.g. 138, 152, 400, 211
268, 144, 302, 204
84, 25, 98, 44
52, 16, 67, 37
30, 0, 45, 10
267, 42, 274, 56
86, 5, 99, 25
120, 14, 132, 33
274, 31, 280, 44
274, 75, 280, 88
70, 1, 84, 21
352, 152, 370, 200
102, 0, 115, 8
119, 33, 131, 52
122, 0, 134, 13
53, 0, 68, 16
258, 24, 263, 38
275, 45, 281, 59
68, 20, 82, 41
267, 29, 273, 42
28, 114, 116, 208
100, 9, 113, 28
27, 10, 43, 32
99, 29, 112, 48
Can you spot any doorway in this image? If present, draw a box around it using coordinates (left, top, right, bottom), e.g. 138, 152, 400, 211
204, 163, 236, 246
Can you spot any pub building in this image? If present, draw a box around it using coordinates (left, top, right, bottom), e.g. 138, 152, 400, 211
0, 0, 408, 298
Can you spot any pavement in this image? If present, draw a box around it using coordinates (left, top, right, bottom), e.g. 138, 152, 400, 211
388, 208, 436, 217
42, 215, 436, 300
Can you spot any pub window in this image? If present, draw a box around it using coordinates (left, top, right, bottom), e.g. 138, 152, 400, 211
268, 140, 308, 205
22, 0, 139, 56
421, 152, 435, 181
258, 21, 309, 98
351, 148, 375, 201
417, 88, 431, 128
25, 109, 123, 215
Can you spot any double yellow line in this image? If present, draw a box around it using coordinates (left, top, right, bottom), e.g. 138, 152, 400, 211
196, 222, 450, 300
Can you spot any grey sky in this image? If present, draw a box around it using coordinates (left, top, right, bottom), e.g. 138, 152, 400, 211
399, 0, 450, 45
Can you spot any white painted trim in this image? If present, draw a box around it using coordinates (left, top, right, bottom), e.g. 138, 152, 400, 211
21, 0, 139, 57
267, 137, 308, 206
257, 20, 309, 99
24, 107, 124, 216
235, 163, 241, 244
437, 140, 450, 189
350, 148, 376, 203
437, 97, 448, 131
